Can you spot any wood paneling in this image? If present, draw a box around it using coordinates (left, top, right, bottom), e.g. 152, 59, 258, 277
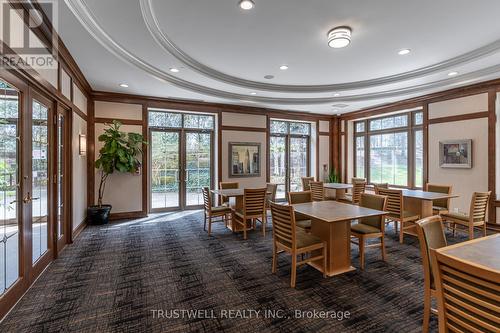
94, 117, 143, 125
488, 90, 496, 223
221, 125, 267, 132
428, 111, 489, 125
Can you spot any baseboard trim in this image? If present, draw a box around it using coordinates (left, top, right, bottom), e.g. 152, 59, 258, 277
72, 220, 87, 240
109, 211, 148, 221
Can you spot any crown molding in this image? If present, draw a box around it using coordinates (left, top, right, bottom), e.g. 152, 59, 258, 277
140, 0, 500, 93
66, 0, 500, 106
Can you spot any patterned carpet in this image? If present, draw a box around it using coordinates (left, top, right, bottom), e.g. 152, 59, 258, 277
0, 211, 483, 333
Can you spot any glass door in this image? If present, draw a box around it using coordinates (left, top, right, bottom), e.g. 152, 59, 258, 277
289, 137, 309, 193
31, 98, 50, 264
150, 130, 181, 211
185, 131, 212, 207
270, 136, 287, 199
0, 80, 20, 296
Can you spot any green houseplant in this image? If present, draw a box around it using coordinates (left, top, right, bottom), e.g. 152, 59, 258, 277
328, 168, 340, 183
88, 121, 146, 224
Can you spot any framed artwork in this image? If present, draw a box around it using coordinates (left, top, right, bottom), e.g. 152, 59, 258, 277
229, 142, 261, 177
439, 139, 472, 168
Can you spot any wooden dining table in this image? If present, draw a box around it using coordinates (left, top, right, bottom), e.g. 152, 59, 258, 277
323, 182, 353, 200
401, 189, 458, 218
292, 200, 387, 276
436, 233, 500, 272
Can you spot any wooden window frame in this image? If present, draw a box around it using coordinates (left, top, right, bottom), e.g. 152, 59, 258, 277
353, 110, 424, 189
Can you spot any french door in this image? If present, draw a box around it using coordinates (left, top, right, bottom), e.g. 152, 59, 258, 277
1, 76, 71, 317
150, 129, 213, 211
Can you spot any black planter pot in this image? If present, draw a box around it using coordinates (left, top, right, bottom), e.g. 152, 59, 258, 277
87, 205, 112, 225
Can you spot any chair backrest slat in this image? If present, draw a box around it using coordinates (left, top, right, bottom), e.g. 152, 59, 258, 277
301, 177, 315, 191
431, 248, 500, 333
351, 178, 367, 204
244, 188, 267, 216
376, 188, 403, 218
202, 187, 211, 212
270, 202, 296, 247
309, 181, 324, 201
469, 191, 491, 222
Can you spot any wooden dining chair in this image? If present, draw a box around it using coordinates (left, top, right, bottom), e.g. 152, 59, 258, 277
309, 181, 324, 201
430, 247, 500, 333
441, 191, 491, 240
288, 191, 312, 231
232, 188, 267, 239
202, 187, 232, 236
415, 216, 447, 333
339, 178, 366, 204
372, 183, 389, 191
350, 193, 388, 269
219, 181, 239, 206
265, 183, 278, 210
425, 183, 452, 215
301, 176, 315, 191
270, 202, 326, 288
375, 187, 420, 243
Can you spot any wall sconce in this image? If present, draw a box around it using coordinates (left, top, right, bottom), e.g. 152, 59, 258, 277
79, 134, 86, 155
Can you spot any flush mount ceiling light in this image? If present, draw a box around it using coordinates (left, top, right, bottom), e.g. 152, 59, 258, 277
327, 26, 352, 48
279, 65, 289, 70
398, 49, 411, 55
264, 75, 274, 79
169, 68, 179, 73
333, 92, 341, 97
119, 83, 128, 88
238, 0, 255, 10
250, 92, 257, 95
448, 71, 459, 76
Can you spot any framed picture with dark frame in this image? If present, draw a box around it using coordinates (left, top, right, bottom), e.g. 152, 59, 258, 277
229, 142, 261, 177
439, 139, 472, 168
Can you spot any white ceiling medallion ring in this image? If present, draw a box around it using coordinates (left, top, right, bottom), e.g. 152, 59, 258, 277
139, 0, 500, 93
238, 0, 255, 10
64, 0, 500, 105
327, 26, 352, 48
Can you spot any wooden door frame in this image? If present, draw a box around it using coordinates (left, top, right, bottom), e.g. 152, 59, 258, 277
53, 104, 72, 256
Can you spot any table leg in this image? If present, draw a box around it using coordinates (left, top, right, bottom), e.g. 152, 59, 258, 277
309, 218, 355, 276
228, 196, 246, 232
404, 198, 433, 218
335, 189, 346, 200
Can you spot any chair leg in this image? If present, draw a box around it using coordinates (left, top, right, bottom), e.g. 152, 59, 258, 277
322, 243, 327, 278
208, 216, 212, 236
399, 221, 404, 244
381, 236, 387, 262
452, 222, 456, 237
469, 224, 474, 240
394, 220, 398, 234
483, 222, 487, 237
243, 219, 247, 240
422, 287, 431, 333
272, 243, 277, 273
203, 213, 207, 231
359, 236, 365, 270
262, 215, 266, 237
291, 254, 297, 288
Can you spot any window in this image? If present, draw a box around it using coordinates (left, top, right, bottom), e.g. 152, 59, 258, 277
354, 111, 424, 188
269, 120, 311, 199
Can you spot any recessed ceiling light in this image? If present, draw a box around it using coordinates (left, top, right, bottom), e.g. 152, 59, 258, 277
169, 68, 179, 73
250, 92, 257, 95
333, 92, 340, 97
264, 75, 274, 80
119, 83, 128, 88
279, 65, 289, 70
238, 0, 255, 10
398, 49, 411, 55
448, 71, 458, 76
327, 26, 352, 48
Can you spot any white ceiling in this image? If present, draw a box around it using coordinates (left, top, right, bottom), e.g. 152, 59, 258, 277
49, 0, 500, 114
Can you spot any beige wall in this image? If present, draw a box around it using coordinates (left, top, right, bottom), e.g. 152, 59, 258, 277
72, 113, 87, 230
73, 83, 87, 115
428, 93, 489, 215
94, 101, 143, 214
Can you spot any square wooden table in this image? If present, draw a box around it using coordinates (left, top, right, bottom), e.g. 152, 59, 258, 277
436, 234, 500, 272
401, 189, 458, 218
293, 200, 387, 276
323, 183, 353, 200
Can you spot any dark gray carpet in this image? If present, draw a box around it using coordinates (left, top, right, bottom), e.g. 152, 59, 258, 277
0, 211, 482, 333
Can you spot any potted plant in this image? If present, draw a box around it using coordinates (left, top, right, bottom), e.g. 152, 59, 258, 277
87, 120, 146, 224
328, 168, 340, 183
